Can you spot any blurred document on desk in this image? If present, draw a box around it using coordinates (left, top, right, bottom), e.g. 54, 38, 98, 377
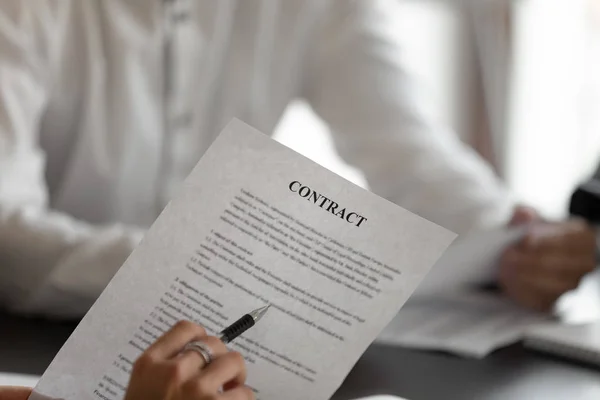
525, 321, 600, 366
376, 291, 548, 358
30, 120, 455, 400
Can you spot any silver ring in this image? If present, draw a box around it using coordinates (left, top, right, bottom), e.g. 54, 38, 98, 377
182, 341, 214, 366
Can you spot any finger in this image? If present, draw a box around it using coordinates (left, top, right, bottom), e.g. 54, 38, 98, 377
175, 335, 229, 370
537, 237, 596, 259
525, 221, 595, 254
202, 351, 247, 389
519, 224, 563, 251
518, 271, 581, 298
504, 282, 557, 312
219, 385, 255, 400
515, 252, 594, 281
499, 248, 545, 281
538, 254, 596, 277
502, 246, 593, 280
499, 247, 524, 279
509, 205, 539, 226
505, 251, 582, 294
0, 387, 33, 400
159, 336, 229, 385
519, 231, 538, 252
145, 320, 206, 360
500, 251, 577, 311
188, 352, 247, 395
568, 254, 597, 275
500, 273, 559, 311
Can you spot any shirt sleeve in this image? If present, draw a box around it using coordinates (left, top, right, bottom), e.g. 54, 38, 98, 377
301, 0, 515, 235
0, 1, 144, 318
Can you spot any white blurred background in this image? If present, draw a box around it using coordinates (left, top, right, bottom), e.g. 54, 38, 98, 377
274, 0, 600, 220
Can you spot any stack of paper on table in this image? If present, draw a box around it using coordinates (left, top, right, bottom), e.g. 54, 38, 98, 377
377, 264, 600, 359
29, 120, 455, 400
524, 321, 600, 366
0, 373, 39, 387
377, 291, 549, 358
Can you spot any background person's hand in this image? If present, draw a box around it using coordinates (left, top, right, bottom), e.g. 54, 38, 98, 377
500, 207, 596, 311
0, 386, 32, 400
125, 321, 253, 400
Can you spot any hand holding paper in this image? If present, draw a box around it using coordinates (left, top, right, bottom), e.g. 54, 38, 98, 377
499, 221, 597, 311
29, 120, 455, 400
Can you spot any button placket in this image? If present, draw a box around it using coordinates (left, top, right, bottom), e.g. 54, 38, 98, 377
157, 0, 195, 210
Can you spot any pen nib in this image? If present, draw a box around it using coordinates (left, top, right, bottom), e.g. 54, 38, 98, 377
249, 304, 270, 323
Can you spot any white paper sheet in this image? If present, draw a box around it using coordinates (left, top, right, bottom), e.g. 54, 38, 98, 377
415, 228, 524, 296
30, 120, 455, 400
376, 291, 548, 358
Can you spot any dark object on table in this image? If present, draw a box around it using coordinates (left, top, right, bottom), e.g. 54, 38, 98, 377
569, 166, 600, 223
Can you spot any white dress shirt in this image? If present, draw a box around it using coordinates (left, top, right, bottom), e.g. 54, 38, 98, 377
0, 0, 514, 317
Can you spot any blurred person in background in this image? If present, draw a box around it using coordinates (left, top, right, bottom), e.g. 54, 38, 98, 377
0, 0, 595, 317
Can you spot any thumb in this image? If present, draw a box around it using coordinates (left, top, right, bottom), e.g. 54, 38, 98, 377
509, 205, 539, 227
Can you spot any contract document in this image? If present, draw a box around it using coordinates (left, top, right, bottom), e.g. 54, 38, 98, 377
30, 120, 455, 400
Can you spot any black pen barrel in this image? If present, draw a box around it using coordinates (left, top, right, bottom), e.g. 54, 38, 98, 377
220, 314, 255, 343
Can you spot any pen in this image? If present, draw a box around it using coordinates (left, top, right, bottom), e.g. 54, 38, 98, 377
219, 305, 270, 344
